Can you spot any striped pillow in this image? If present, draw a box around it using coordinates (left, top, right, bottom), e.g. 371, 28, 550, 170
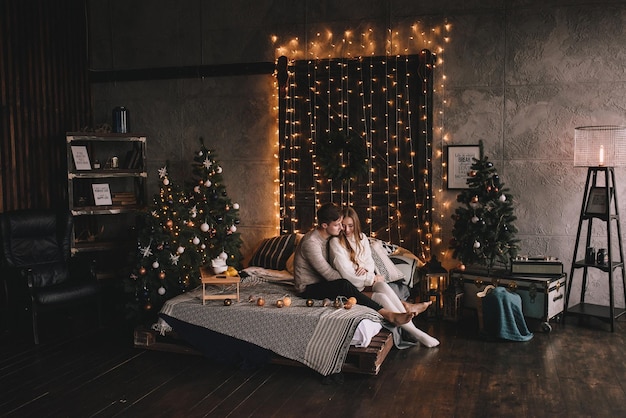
249, 234, 297, 271
369, 238, 405, 283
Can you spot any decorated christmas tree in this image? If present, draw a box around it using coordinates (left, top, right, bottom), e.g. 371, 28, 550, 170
128, 138, 242, 318
450, 142, 519, 271
186, 137, 243, 270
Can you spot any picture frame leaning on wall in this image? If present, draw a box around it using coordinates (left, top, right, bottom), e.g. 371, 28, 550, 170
446, 145, 480, 189
585, 187, 612, 216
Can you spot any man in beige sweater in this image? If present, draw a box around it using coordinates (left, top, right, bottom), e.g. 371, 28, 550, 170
294, 202, 414, 326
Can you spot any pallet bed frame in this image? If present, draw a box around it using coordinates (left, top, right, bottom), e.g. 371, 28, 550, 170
133, 326, 394, 376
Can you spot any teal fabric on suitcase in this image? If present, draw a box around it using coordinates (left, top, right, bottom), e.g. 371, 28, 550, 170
482, 287, 534, 342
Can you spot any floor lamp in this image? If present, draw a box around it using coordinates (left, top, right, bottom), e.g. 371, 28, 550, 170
565, 125, 626, 331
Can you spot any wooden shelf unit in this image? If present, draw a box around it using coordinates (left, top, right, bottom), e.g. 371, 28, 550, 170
66, 132, 148, 280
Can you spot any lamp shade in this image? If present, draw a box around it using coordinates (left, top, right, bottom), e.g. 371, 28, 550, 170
574, 125, 626, 167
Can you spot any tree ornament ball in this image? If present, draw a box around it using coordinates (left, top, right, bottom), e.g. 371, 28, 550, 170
471, 196, 479, 203
205, 179, 211, 187
306, 299, 315, 307
201, 244, 206, 250
256, 297, 265, 307
224, 298, 232, 306
471, 216, 479, 224
473, 241, 481, 249
499, 194, 507, 202
163, 178, 170, 186
158, 271, 166, 280
166, 219, 174, 228
344, 302, 353, 309
275, 299, 284, 308
192, 236, 200, 245
334, 299, 343, 308
348, 297, 357, 306
139, 267, 147, 275
282, 296, 292, 307
158, 286, 166, 296
200, 222, 210, 232
177, 246, 185, 254
459, 263, 466, 271
219, 251, 228, 260
152, 261, 160, 269
229, 225, 237, 233
469, 170, 477, 177
233, 203, 240, 210
216, 166, 223, 173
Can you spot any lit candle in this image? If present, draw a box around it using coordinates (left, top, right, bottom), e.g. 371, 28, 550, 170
599, 145, 605, 166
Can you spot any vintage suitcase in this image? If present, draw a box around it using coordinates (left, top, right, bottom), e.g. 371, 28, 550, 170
451, 267, 566, 332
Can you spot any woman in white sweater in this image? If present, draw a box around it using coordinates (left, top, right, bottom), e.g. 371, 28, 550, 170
328, 207, 440, 348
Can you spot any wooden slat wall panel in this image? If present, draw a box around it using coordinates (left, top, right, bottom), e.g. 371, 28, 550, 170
0, 0, 91, 212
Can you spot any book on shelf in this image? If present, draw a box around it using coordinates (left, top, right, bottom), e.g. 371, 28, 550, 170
111, 192, 137, 206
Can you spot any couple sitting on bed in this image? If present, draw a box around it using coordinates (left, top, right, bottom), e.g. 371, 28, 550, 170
294, 202, 440, 348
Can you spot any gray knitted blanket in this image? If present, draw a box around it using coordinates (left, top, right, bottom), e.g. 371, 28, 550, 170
158, 276, 383, 376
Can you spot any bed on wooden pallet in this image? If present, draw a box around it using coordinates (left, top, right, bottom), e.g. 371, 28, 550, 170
135, 234, 422, 376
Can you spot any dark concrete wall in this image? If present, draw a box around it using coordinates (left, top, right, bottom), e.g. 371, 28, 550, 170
88, 0, 626, 306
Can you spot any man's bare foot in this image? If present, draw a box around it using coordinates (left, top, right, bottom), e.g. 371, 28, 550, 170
379, 309, 414, 326
402, 300, 432, 316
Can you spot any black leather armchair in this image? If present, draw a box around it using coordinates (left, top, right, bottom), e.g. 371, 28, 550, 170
0, 209, 101, 344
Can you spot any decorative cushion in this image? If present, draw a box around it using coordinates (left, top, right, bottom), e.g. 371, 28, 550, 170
389, 254, 419, 287
285, 233, 303, 274
249, 234, 297, 271
379, 240, 399, 255
285, 252, 296, 275
368, 238, 405, 283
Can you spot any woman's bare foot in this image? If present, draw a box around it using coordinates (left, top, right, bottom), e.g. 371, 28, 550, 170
402, 300, 432, 316
379, 309, 414, 326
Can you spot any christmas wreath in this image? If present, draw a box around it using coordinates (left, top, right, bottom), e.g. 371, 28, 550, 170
317, 131, 368, 182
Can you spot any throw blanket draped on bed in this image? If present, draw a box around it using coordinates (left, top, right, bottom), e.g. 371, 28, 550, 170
157, 277, 383, 376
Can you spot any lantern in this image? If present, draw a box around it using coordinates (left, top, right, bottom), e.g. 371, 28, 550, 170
420, 256, 448, 318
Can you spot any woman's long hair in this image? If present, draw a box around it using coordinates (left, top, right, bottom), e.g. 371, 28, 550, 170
337, 207, 364, 265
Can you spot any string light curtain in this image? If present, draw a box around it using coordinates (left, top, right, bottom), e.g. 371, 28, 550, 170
277, 52, 435, 257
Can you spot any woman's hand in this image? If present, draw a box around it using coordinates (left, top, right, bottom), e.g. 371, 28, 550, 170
373, 274, 385, 283
354, 266, 368, 276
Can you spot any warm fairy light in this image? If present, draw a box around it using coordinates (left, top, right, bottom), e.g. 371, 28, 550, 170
273, 22, 450, 258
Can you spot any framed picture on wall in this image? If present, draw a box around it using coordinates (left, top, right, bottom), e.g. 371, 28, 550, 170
585, 187, 612, 215
447, 145, 480, 189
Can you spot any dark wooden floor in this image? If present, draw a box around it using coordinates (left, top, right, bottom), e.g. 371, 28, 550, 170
1, 309, 626, 418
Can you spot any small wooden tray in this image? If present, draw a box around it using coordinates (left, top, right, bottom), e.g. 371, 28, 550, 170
200, 267, 240, 304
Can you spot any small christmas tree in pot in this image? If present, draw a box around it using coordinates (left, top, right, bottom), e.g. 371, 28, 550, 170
450, 141, 520, 273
